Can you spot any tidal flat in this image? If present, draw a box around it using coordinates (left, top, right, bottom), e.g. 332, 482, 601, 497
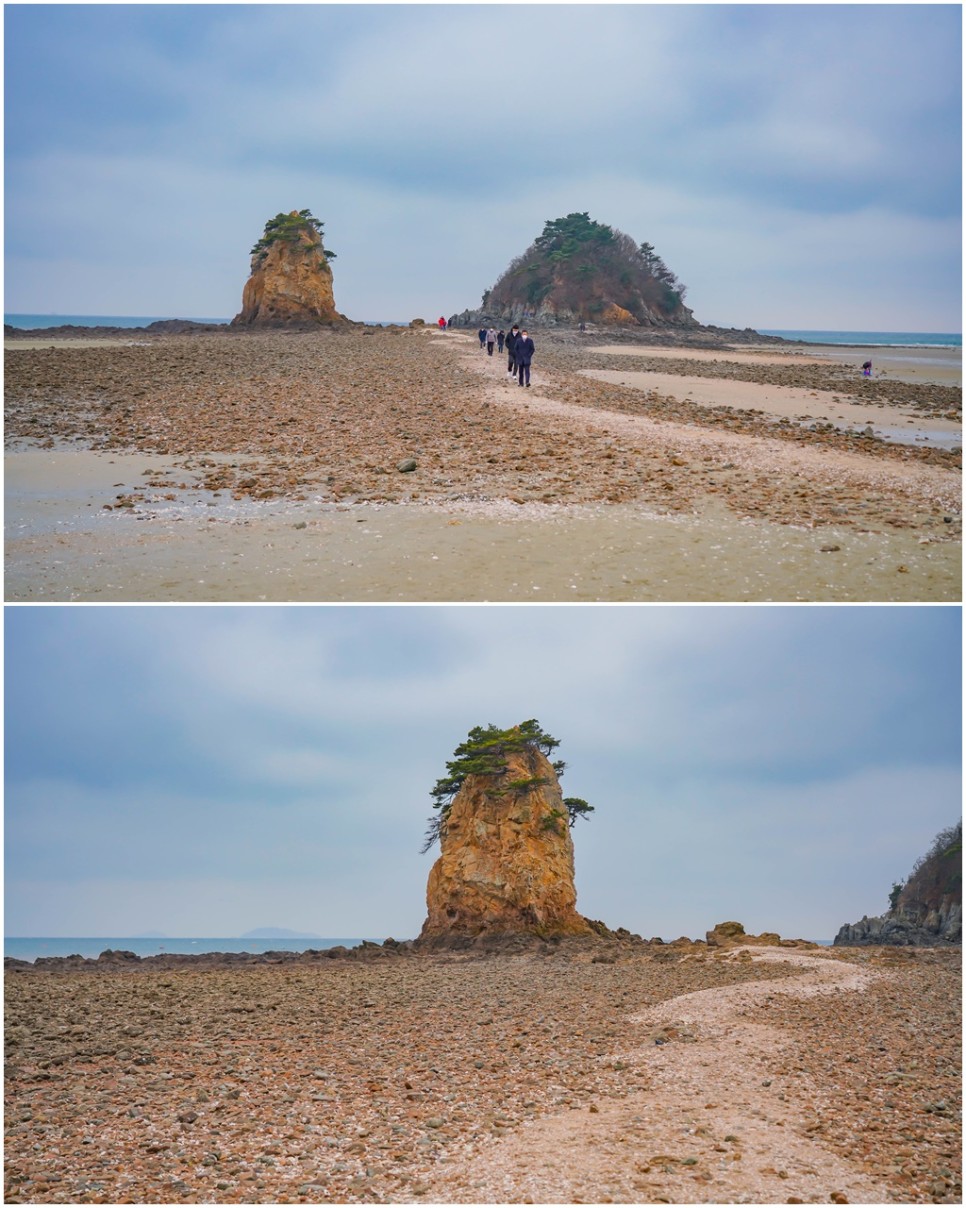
4, 944, 960, 1203
4, 327, 960, 601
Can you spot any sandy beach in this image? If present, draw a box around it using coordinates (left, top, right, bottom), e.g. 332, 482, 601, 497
4, 943, 960, 1204
5, 327, 960, 601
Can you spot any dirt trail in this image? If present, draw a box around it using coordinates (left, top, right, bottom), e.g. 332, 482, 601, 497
416, 948, 891, 1204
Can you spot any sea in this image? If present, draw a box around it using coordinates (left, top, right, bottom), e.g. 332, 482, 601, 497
5, 316, 962, 346
758, 329, 961, 348
4, 314, 402, 329
5, 314, 231, 329
5, 937, 382, 962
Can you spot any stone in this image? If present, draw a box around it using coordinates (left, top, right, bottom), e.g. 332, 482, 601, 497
397, 459, 418, 473
705, 921, 746, 948
417, 735, 595, 946
231, 210, 350, 329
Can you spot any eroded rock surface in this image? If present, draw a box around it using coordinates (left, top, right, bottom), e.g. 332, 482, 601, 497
418, 744, 594, 946
232, 211, 348, 328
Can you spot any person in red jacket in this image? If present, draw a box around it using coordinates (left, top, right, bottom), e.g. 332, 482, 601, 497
438, 316, 447, 331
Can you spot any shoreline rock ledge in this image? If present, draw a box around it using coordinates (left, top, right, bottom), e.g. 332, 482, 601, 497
416, 739, 600, 951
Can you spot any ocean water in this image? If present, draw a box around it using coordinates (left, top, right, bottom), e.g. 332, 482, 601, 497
4, 314, 402, 329
5, 314, 230, 329
759, 329, 961, 348
5, 936, 382, 962
8, 317, 961, 346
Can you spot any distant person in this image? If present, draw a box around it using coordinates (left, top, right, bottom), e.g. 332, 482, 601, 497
486, 327, 496, 356
497, 329, 506, 352
862, 360, 872, 377
516, 329, 535, 386
478, 327, 487, 350
438, 316, 447, 331
506, 324, 521, 377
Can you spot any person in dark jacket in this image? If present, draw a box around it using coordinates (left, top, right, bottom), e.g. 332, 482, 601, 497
516, 329, 535, 386
478, 327, 487, 349
506, 324, 520, 377
497, 329, 506, 353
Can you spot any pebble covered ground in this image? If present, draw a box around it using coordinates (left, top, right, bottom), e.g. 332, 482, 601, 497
4, 944, 960, 1204
4, 327, 960, 539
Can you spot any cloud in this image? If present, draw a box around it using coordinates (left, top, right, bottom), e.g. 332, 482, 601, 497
6, 605, 960, 939
5, 4, 960, 325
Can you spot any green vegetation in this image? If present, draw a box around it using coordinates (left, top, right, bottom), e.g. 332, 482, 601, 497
485, 211, 687, 323
422, 720, 594, 852
250, 208, 336, 263
890, 821, 962, 911
534, 212, 617, 261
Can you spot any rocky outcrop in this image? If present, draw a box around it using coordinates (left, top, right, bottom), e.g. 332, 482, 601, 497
417, 743, 595, 947
231, 210, 349, 328
834, 899, 961, 947
835, 824, 962, 947
705, 921, 818, 950
5, 938, 414, 972
452, 211, 699, 331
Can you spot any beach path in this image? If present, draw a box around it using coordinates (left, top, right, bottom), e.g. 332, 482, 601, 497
413, 947, 893, 1204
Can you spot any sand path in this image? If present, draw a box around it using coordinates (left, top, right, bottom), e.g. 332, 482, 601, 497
415, 947, 891, 1204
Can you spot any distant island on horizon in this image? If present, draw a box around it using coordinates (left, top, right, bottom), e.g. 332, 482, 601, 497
240, 926, 325, 939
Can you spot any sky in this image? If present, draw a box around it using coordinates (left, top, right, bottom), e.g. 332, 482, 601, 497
4, 3, 961, 330
5, 604, 961, 943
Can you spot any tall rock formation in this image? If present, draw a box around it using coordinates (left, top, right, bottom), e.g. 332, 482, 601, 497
231, 209, 349, 328
834, 822, 962, 947
418, 729, 594, 947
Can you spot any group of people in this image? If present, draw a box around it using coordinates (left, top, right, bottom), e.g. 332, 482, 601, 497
477, 324, 535, 386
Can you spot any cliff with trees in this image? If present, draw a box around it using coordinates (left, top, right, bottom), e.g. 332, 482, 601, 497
834, 823, 962, 946
451, 211, 699, 330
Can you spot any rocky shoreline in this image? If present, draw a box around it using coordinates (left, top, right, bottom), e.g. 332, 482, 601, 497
5, 326, 959, 506
5, 942, 959, 1204
5, 326, 960, 601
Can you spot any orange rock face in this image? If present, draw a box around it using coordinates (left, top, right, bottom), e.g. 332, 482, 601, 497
232, 218, 345, 327
599, 302, 639, 325
419, 745, 593, 943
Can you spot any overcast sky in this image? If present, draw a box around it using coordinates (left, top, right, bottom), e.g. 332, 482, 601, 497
5, 3, 961, 329
5, 605, 960, 943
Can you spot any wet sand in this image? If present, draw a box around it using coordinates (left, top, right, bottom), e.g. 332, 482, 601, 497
5, 444, 958, 601
5, 328, 960, 601
580, 368, 962, 447
590, 342, 963, 388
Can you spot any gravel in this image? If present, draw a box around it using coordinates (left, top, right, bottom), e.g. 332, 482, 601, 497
4, 944, 959, 1203
4, 328, 960, 538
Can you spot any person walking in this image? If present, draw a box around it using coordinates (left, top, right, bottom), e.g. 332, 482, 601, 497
478, 327, 487, 350
486, 327, 496, 356
497, 329, 506, 353
506, 324, 520, 377
516, 329, 535, 386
